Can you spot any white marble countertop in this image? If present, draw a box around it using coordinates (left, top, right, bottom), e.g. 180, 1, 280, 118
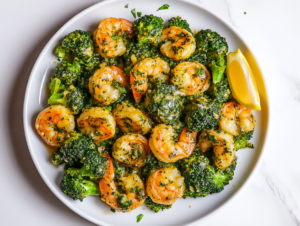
0, 0, 299, 225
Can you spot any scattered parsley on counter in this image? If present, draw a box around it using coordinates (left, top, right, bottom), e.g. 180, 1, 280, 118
244, 11, 247, 15
137, 214, 144, 222
111, 208, 116, 213
131, 8, 136, 18
124, 4, 128, 8
137, 12, 142, 17
157, 4, 170, 11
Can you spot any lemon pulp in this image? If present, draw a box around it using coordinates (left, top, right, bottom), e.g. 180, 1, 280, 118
227, 49, 261, 110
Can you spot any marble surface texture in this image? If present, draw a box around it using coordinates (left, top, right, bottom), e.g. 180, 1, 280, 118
0, 0, 299, 225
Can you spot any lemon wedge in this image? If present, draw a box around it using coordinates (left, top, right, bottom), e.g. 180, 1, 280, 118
227, 49, 261, 110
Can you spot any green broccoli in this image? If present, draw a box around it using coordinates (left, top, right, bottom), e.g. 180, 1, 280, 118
145, 197, 172, 213
144, 84, 184, 126
133, 15, 164, 45
205, 75, 231, 103
184, 97, 222, 132
54, 59, 82, 85
48, 78, 86, 114
50, 150, 64, 167
234, 130, 254, 150
56, 30, 94, 62
60, 172, 100, 201
59, 132, 97, 167
195, 29, 228, 83
180, 155, 236, 198
123, 41, 160, 74
168, 16, 193, 34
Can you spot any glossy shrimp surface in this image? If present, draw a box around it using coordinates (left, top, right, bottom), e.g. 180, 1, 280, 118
89, 64, 129, 105
146, 166, 184, 205
99, 153, 146, 212
130, 57, 170, 102
219, 102, 256, 136
35, 105, 75, 147
159, 26, 196, 61
77, 107, 115, 143
198, 129, 235, 170
94, 18, 133, 58
112, 102, 152, 134
171, 62, 210, 95
113, 134, 150, 168
149, 124, 197, 163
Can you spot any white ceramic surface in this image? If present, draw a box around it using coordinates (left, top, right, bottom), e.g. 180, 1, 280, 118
23, 0, 270, 225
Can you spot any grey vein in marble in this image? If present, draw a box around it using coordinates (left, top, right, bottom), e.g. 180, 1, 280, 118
260, 164, 300, 226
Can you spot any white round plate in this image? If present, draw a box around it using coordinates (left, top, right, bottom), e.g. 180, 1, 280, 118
23, 0, 270, 225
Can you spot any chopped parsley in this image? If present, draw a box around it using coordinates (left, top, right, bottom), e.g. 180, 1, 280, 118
195, 67, 204, 75
157, 4, 170, 11
111, 35, 119, 40
137, 12, 142, 17
131, 8, 136, 18
244, 11, 247, 15
124, 4, 128, 8
110, 208, 116, 213
137, 214, 144, 222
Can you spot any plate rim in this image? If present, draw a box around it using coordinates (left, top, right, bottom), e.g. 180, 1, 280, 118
23, 0, 272, 225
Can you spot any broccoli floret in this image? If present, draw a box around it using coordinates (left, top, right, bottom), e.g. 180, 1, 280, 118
56, 30, 94, 61
144, 84, 184, 125
50, 150, 64, 167
234, 130, 254, 150
123, 41, 160, 74
206, 76, 231, 103
168, 16, 193, 34
133, 15, 164, 45
180, 155, 236, 198
48, 78, 86, 114
195, 29, 228, 83
60, 132, 96, 167
60, 172, 100, 201
145, 197, 172, 213
54, 59, 82, 85
184, 97, 222, 132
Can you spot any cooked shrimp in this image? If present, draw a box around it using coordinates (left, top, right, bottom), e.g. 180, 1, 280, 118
198, 129, 235, 170
77, 107, 115, 143
99, 153, 146, 212
130, 57, 170, 103
89, 64, 129, 105
159, 26, 196, 61
112, 102, 151, 134
94, 18, 133, 58
35, 105, 75, 147
171, 62, 210, 95
219, 102, 256, 136
113, 134, 150, 168
149, 124, 197, 163
146, 166, 184, 205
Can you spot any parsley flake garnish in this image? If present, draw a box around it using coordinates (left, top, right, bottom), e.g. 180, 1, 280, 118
124, 4, 128, 8
137, 12, 142, 17
137, 214, 144, 222
195, 67, 204, 74
244, 11, 247, 15
157, 4, 170, 11
131, 8, 136, 18
111, 35, 119, 40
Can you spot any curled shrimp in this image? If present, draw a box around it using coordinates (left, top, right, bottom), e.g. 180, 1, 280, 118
219, 102, 256, 136
35, 105, 75, 147
89, 64, 129, 106
94, 18, 133, 58
198, 129, 235, 170
149, 124, 197, 163
146, 166, 184, 205
112, 102, 152, 135
130, 57, 170, 103
77, 107, 115, 143
99, 153, 146, 212
159, 26, 196, 61
113, 134, 150, 168
171, 62, 210, 95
